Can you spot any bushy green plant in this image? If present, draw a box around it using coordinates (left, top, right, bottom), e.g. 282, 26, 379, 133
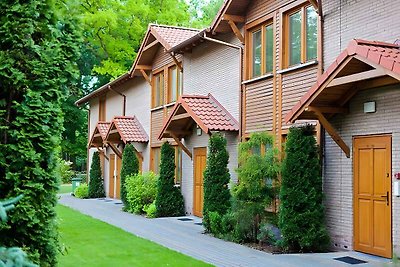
126, 172, 157, 214
74, 184, 89, 199
56, 158, 75, 184
155, 142, 184, 217
143, 201, 157, 218
88, 152, 105, 198
231, 132, 280, 242
120, 144, 139, 211
203, 133, 231, 233
279, 125, 330, 252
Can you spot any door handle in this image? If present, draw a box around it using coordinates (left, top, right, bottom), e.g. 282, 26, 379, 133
381, 191, 389, 206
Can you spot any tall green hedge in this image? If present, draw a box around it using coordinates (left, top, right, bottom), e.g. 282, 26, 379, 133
203, 133, 231, 232
88, 152, 105, 198
120, 144, 139, 210
0, 1, 80, 265
155, 142, 184, 217
279, 125, 330, 252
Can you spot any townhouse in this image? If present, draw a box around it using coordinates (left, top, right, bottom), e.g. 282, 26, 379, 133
77, 0, 400, 259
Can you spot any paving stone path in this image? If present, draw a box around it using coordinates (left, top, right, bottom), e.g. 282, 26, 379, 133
59, 194, 391, 267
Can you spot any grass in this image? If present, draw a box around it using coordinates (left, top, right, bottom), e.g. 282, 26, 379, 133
57, 205, 213, 267
58, 184, 72, 194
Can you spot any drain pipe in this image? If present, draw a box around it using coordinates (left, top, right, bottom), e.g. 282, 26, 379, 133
200, 33, 244, 139
108, 85, 126, 116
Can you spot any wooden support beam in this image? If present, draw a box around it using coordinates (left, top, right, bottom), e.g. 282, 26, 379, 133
308, 0, 319, 12
96, 147, 109, 161
222, 14, 245, 23
170, 53, 183, 71
94, 133, 102, 138
307, 107, 350, 158
107, 142, 123, 159
170, 133, 192, 159
136, 151, 143, 161
139, 69, 151, 85
136, 65, 152, 70
336, 86, 359, 106
327, 69, 386, 88
171, 113, 191, 121
308, 106, 348, 114
227, 20, 244, 44
143, 40, 158, 51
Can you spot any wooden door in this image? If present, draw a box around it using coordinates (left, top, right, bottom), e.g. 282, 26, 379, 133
193, 147, 207, 217
109, 154, 115, 198
116, 156, 122, 199
354, 135, 392, 258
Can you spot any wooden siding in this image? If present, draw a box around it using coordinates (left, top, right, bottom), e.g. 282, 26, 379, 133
150, 108, 165, 146
152, 46, 182, 71
245, 78, 274, 133
246, 0, 292, 24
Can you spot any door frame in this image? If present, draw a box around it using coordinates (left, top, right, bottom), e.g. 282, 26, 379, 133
353, 134, 392, 258
193, 147, 207, 217
109, 154, 115, 198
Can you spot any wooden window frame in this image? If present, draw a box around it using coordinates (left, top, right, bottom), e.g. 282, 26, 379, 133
150, 145, 182, 185
151, 70, 165, 108
283, 3, 318, 68
99, 94, 106, 121
246, 20, 274, 79
167, 65, 183, 104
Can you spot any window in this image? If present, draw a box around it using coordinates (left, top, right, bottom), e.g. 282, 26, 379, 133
151, 146, 182, 185
168, 66, 183, 103
151, 147, 161, 174
99, 95, 106, 121
286, 5, 317, 67
249, 23, 274, 78
152, 71, 164, 108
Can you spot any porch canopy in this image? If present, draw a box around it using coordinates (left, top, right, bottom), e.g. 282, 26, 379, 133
158, 94, 239, 158
105, 116, 149, 158
89, 122, 111, 148
285, 39, 400, 158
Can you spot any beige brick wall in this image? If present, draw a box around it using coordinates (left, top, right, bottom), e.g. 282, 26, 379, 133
324, 84, 400, 253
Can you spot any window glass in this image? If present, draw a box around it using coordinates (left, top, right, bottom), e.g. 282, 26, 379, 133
170, 67, 178, 102
306, 6, 318, 61
252, 30, 262, 77
153, 72, 164, 107
289, 10, 302, 66
251, 145, 261, 155
152, 147, 161, 174
265, 24, 273, 73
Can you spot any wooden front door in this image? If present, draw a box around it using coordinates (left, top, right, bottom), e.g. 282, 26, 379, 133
116, 156, 122, 199
354, 135, 392, 258
193, 147, 207, 217
109, 154, 115, 198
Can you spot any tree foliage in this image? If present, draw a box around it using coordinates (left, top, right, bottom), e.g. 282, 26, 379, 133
188, 0, 224, 28
203, 133, 231, 232
120, 144, 139, 210
88, 152, 105, 198
279, 125, 330, 252
0, 0, 81, 265
155, 142, 184, 217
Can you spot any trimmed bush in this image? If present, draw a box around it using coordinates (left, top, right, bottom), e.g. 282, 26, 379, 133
120, 144, 139, 211
203, 133, 231, 233
88, 152, 105, 198
144, 201, 157, 218
126, 172, 157, 214
155, 142, 184, 217
74, 184, 89, 199
279, 125, 330, 252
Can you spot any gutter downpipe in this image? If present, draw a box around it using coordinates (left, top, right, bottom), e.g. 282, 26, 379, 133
108, 85, 126, 116
200, 33, 244, 139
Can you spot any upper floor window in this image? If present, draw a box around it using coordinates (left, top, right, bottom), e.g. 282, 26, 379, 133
249, 22, 274, 78
152, 71, 164, 108
151, 146, 182, 185
99, 95, 106, 121
286, 5, 317, 67
168, 66, 182, 103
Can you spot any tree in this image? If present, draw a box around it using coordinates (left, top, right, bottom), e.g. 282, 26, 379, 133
155, 142, 184, 217
188, 0, 224, 28
120, 144, 139, 210
88, 152, 105, 198
203, 133, 231, 232
0, 0, 80, 265
279, 125, 330, 252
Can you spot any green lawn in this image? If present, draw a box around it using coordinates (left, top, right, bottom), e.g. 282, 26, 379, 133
57, 205, 213, 267
58, 184, 72, 194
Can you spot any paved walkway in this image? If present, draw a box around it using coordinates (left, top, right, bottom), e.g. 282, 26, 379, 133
59, 194, 392, 267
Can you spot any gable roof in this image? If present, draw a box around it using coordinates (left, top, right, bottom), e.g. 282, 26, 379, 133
210, 0, 250, 33
285, 39, 400, 123
158, 93, 239, 139
88, 121, 111, 147
106, 116, 149, 144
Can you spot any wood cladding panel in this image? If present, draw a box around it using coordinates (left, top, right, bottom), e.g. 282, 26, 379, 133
151, 106, 176, 146
246, 0, 292, 24
245, 79, 274, 133
152, 47, 182, 71
281, 66, 318, 127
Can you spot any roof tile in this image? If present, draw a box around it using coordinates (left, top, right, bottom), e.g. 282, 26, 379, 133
97, 122, 111, 140
110, 116, 149, 143
151, 25, 200, 50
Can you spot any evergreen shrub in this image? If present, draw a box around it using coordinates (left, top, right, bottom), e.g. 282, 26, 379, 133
88, 152, 105, 198
125, 172, 157, 214
155, 142, 184, 217
120, 144, 139, 211
279, 125, 330, 252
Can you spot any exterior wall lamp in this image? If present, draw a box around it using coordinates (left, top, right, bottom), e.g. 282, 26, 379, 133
363, 101, 376, 113
196, 125, 202, 136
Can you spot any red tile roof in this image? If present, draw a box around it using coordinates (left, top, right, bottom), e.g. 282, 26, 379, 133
158, 94, 239, 139
97, 122, 112, 140
285, 39, 400, 123
107, 116, 149, 143
150, 25, 200, 51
